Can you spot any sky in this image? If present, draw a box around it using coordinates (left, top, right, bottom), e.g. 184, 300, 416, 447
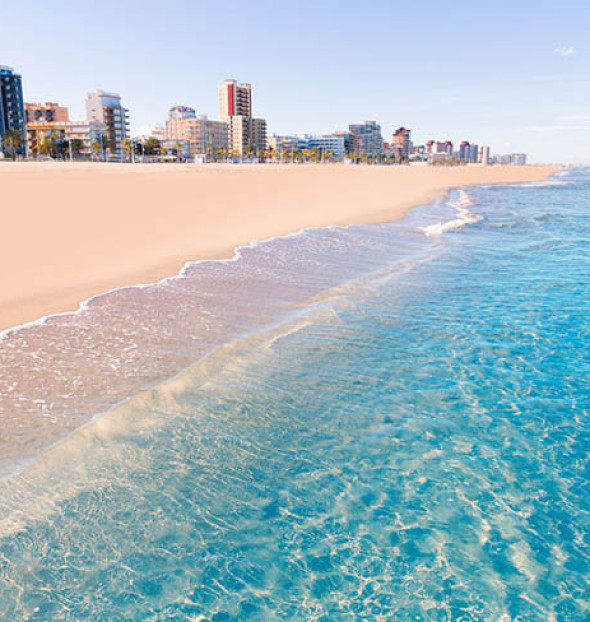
1, 0, 589, 163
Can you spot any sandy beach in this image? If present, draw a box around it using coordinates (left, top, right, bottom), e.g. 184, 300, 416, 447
0, 162, 555, 332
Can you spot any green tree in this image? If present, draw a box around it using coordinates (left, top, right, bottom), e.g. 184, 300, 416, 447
92, 137, 101, 161
39, 135, 53, 157
69, 139, 83, 159
143, 137, 161, 156
2, 129, 25, 160
121, 139, 134, 162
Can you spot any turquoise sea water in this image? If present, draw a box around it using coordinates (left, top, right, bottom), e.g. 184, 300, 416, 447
0, 169, 588, 620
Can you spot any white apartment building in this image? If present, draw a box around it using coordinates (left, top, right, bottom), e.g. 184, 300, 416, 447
86, 90, 129, 159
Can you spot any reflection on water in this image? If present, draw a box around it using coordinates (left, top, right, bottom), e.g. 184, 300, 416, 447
0, 172, 588, 620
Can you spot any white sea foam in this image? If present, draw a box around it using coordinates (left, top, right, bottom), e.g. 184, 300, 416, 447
506, 180, 569, 188
420, 189, 482, 237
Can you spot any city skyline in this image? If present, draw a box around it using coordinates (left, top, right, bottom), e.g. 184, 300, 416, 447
1, 0, 589, 163
0, 66, 523, 165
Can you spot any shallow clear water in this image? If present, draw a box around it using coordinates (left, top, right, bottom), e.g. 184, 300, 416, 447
0, 170, 588, 620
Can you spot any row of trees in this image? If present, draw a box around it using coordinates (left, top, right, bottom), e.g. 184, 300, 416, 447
2, 129, 412, 164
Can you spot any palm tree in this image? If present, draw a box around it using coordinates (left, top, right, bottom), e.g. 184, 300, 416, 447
91, 137, 102, 162
2, 129, 24, 160
39, 135, 53, 158
121, 139, 134, 163
69, 139, 83, 160
217, 146, 228, 162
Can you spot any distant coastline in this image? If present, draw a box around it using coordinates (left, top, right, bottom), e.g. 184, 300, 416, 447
0, 162, 557, 332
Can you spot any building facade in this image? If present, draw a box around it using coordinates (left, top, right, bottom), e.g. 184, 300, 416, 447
426, 140, 455, 162
226, 116, 266, 155
27, 118, 107, 159
26, 121, 68, 157
490, 152, 526, 165
218, 79, 267, 156
392, 127, 411, 160
307, 134, 347, 159
459, 141, 479, 163
65, 121, 107, 159
348, 121, 383, 156
86, 91, 129, 159
218, 80, 252, 120
25, 102, 69, 124
166, 106, 229, 156
0, 65, 27, 157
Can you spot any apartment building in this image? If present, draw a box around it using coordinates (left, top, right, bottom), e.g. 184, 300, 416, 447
25, 102, 69, 124
166, 106, 229, 156
349, 121, 383, 156
218, 80, 252, 120
392, 127, 411, 159
218, 79, 267, 156
86, 90, 129, 159
0, 65, 27, 156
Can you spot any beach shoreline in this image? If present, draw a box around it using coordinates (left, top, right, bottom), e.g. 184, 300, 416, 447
0, 162, 557, 333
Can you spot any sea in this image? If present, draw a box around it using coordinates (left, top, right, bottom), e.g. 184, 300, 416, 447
0, 168, 587, 621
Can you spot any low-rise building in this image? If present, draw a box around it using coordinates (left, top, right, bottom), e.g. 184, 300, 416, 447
65, 121, 108, 159
307, 134, 347, 159
490, 152, 527, 165
26, 121, 68, 157
27, 118, 108, 159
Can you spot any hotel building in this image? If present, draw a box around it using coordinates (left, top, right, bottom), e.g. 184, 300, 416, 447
219, 80, 252, 120
226, 116, 266, 156
459, 141, 479, 163
86, 90, 129, 159
479, 145, 490, 165
349, 121, 383, 156
307, 134, 348, 159
0, 65, 27, 157
218, 79, 267, 156
25, 102, 70, 157
392, 127, 412, 160
166, 105, 228, 156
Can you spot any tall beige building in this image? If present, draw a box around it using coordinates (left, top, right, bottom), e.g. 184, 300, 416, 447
227, 116, 267, 155
218, 79, 266, 156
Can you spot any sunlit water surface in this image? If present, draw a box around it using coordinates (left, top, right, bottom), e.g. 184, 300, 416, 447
0, 170, 588, 620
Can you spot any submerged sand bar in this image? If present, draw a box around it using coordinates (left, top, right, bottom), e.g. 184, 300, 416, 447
0, 162, 556, 332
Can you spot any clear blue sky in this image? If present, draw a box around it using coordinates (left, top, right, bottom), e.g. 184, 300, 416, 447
2, 0, 588, 163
